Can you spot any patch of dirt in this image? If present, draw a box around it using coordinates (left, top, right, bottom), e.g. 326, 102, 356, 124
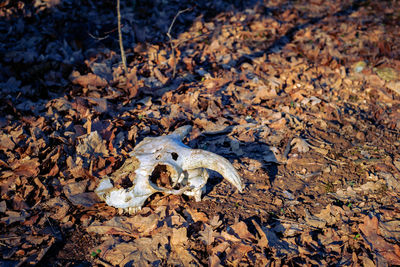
42, 227, 102, 266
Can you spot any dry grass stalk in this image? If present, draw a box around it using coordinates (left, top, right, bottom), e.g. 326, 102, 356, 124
167, 7, 192, 79
117, 0, 128, 74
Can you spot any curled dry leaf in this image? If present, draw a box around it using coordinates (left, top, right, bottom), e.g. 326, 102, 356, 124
0, 133, 15, 151
209, 215, 222, 229
170, 227, 188, 247
224, 242, 253, 265
70, 71, 108, 88
11, 157, 40, 177
291, 137, 310, 153
229, 221, 255, 241
1, 210, 30, 225
153, 67, 169, 85
304, 208, 326, 229
199, 224, 216, 246
87, 212, 160, 238
252, 219, 298, 256
359, 215, 400, 265
379, 220, 400, 243
45, 197, 70, 221
63, 180, 100, 207
185, 208, 209, 223
76, 131, 109, 158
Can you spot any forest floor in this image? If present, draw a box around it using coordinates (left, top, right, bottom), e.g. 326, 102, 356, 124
1, 0, 400, 266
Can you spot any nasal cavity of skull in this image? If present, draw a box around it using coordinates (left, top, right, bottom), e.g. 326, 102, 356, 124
150, 164, 175, 189
116, 175, 134, 189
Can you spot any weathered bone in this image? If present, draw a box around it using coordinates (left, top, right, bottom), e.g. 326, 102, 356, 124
95, 125, 243, 214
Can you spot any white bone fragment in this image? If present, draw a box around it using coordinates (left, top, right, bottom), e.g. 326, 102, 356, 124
95, 125, 243, 214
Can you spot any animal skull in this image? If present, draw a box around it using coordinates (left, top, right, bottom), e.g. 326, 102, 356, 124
95, 125, 243, 214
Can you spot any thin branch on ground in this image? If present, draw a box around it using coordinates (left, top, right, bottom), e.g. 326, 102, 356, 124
166, 7, 192, 79
88, 27, 120, 41
117, 0, 128, 74
88, 32, 110, 41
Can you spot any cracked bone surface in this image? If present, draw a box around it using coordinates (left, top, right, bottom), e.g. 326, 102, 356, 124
95, 125, 243, 214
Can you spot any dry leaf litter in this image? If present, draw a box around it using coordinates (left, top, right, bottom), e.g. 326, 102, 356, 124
1, 0, 400, 266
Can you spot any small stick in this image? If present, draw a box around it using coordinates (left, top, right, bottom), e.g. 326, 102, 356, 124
88, 32, 109, 41
117, 0, 128, 74
88, 27, 120, 41
166, 7, 192, 78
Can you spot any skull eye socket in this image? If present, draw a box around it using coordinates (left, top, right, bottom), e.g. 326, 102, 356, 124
150, 164, 173, 189
171, 152, 178, 160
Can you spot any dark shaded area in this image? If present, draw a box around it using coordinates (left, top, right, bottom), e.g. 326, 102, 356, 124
38, 226, 99, 266
0, 0, 260, 104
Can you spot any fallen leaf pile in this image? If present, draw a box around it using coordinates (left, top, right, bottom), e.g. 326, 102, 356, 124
1, 0, 400, 265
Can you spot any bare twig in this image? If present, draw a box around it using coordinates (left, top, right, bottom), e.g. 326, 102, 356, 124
166, 7, 192, 78
88, 32, 110, 41
88, 27, 120, 41
117, 0, 128, 74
